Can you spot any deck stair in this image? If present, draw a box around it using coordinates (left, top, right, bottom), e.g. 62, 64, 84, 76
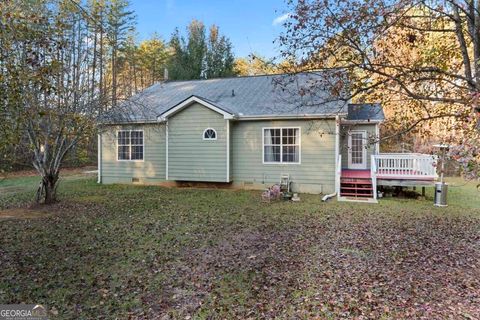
336, 153, 437, 203
340, 176, 374, 198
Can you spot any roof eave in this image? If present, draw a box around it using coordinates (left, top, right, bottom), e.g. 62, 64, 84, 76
235, 113, 347, 121
341, 119, 384, 124
98, 119, 166, 125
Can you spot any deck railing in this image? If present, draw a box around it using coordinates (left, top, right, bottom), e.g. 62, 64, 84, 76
372, 153, 438, 179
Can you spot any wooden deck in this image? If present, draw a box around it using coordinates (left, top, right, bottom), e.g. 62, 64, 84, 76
341, 169, 371, 179
337, 153, 438, 203
342, 169, 436, 181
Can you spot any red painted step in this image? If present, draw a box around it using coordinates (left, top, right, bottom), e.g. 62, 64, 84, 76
341, 178, 372, 183
340, 175, 375, 198
340, 187, 373, 191
340, 192, 373, 197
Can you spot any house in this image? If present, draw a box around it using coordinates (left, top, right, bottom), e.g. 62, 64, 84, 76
98, 73, 438, 202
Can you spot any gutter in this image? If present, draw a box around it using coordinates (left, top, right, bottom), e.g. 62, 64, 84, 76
99, 119, 165, 125
234, 113, 348, 121
101, 114, 349, 125
340, 119, 384, 124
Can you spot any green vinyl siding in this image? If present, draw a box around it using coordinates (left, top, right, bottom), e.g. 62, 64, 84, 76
231, 119, 336, 194
99, 110, 342, 194
340, 123, 378, 169
100, 124, 166, 184
167, 102, 228, 182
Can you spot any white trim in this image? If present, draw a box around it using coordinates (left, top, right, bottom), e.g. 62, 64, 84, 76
165, 121, 169, 180
237, 114, 345, 121
371, 154, 377, 201
347, 130, 367, 169
97, 133, 102, 183
334, 116, 340, 194
202, 128, 218, 140
226, 120, 230, 182
101, 120, 163, 125
105, 113, 352, 125
375, 123, 380, 154
340, 120, 383, 124
116, 129, 145, 162
262, 127, 301, 165
159, 96, 234, 120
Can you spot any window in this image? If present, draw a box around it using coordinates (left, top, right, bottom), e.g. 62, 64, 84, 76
117, 130, 144, 161
263, 128, 300, 163
203, 128, 217, 140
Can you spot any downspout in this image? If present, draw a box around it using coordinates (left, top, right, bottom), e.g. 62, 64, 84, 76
97, 132, 102, 183
322, 115, 340, 202
226, 119, 230, 182
165, 121, 169, 180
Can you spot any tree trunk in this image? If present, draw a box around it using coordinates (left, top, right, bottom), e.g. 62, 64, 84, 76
37, 172, 59, 204
132, 56, 138, 93
112, 42, 117, 107
91, 27, 97, 101
99, 10, 104, 107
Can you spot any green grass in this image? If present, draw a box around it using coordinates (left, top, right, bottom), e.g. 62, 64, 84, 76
0, 174, 479, 319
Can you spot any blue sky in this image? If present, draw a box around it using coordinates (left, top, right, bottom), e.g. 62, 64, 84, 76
130, 0, 289, 59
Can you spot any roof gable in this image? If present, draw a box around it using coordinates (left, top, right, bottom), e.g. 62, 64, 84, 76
158, 95, 235, 121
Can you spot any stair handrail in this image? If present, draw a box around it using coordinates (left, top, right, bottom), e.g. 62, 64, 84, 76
371, 155, 377, 176
336, 154, 342, 196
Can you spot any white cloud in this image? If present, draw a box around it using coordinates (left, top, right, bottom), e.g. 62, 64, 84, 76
272, 13, 291, 26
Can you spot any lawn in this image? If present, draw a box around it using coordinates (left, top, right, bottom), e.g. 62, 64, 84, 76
1, 173, 479, 319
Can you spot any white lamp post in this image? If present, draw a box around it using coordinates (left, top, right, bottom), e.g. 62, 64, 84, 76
433, 144, 450, 207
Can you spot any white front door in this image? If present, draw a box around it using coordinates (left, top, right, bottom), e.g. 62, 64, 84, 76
348, 130, 367, 169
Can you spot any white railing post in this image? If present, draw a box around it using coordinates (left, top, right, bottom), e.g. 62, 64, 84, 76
371, 155, 377, 200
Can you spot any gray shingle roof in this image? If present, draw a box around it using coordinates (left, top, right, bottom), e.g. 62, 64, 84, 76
346, 103, 385, 121
113, 72, 352, 122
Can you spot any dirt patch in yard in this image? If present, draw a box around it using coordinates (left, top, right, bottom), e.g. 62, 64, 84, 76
0, 206, 53, 220
0, 166, 97, 179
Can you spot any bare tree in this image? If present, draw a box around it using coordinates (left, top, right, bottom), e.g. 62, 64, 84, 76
1, 0, 111, 203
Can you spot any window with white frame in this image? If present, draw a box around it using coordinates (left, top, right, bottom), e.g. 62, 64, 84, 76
118, 130, 144, 161
263, 128, 300, 163
203, 128, 217, 140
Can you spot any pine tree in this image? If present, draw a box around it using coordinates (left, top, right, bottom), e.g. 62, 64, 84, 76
206, 25, 235, 78
168, 28, 188, 80
106, 0, 135, 106
185, 20, 207, 79
138, 33, 169, 84
167, 20, 236, 80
